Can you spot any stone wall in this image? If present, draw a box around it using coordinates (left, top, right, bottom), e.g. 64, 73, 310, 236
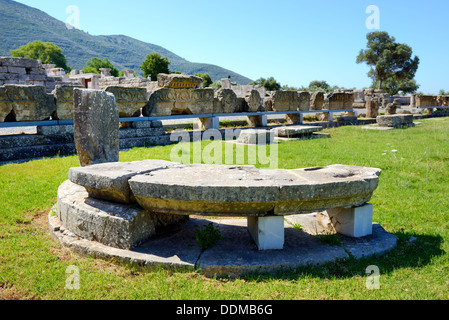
0, 57, 77, 93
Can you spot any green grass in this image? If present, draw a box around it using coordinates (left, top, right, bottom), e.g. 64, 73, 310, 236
1, 119, 449, 300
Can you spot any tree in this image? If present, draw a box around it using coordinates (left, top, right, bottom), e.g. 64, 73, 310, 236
11, 40, 71, 72
372, 78, 420, 96
83, 57, 119, 77
194, 73, 213, 88
140, 53, 170, 80
308, 80, 332, 93
357, 31, 420, 91
249, 77, 281, 91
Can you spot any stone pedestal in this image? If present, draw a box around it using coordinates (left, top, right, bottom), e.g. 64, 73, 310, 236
285, 113, 302, 125
248, 216, 285, 250
198, 117, 220, 130
247, 115, 267, 127
323, 204, 374, 238
376, 114, 414, 129
236, 129, 273, 145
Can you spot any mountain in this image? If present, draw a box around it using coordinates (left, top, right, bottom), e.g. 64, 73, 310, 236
0, 0, 252, 84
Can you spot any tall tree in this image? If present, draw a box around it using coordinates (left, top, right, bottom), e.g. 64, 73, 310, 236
140, 53, 170, 80
11, 40, 71, 72
83, 57, 119, 77
357, 31, 419, 91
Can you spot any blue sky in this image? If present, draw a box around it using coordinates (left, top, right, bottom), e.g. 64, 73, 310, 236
14, 0, 449, 94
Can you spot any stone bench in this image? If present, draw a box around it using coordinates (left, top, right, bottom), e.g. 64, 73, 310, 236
66, 160, 382, 250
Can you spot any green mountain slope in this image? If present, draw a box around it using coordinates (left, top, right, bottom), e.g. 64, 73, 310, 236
0, 0, 252, 84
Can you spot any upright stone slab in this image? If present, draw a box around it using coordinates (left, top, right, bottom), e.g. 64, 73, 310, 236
73, 89, 119, 167
245, 89, 262, 112
310, 92, 325, 110
271, 91, 299, 112
214, 88, 237, 113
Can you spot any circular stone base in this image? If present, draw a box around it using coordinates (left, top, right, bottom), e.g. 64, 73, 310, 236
48, 207, 398, 277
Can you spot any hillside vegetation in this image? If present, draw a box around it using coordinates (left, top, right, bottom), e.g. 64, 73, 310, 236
0, 0, 252, 84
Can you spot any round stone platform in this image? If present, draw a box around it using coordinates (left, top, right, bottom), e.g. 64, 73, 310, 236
48, 206, 397, 277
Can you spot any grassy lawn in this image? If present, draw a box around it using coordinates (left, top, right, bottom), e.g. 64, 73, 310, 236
1, 118, 449, 300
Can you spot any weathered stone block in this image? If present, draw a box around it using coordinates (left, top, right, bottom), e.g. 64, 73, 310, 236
57, 180, 189, 250
0, 85, 56, 121
248, 216, 285, 250
214, 88, 237, 113
245, 89, 262, 112
73, 89, 119, 166
271, 91, 299, 112
7, 66, 26, 74
298, 91, 311, 111
365, 97, 379, 118
143, 88, 214, 116
105, 86, 147, 117
310, 92, 324, 110
69, 160, 178, 204
157, 73, 202, 89
52, 85, 83, 120
376, 115, 414, 128
416, 95, 437, 107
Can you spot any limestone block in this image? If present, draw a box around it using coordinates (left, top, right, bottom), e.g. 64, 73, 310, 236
0, 85, 56, 122
285, 114, 301, 125
416, 95, 437, 107
0, 87, 12, 122
325, 92, 353, 110
245, 89, 262, 112
0, 57, 41, 68
73, 88, 120, 167
324, 204, 374, 238
214, 88, 237, 113
57, 180, 188, 250
310, 92, 325, 110
298, 91, 311, 111
365, 97, 379, 118
52, 85, 83, 120
263, 97, 273, 112
271, 91, 299, 112
105, 86, 147, 117
69, 160, 178, 204
143, 88, 214, 116
272, 125, 323, 138
157, 73, 202, 89
248, 216, 285, 250
237, 129, 273, 144
376, 115, 414, 128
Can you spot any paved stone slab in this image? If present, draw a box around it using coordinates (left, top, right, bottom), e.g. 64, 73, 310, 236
49, 209, 397, 276
272, 125, 323, 138
69, 160, 179, 204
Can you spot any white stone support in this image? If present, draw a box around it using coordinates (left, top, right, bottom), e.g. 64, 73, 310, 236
247, 216, 285, 250
198, 117, 219, 130
325, 203, 373, 238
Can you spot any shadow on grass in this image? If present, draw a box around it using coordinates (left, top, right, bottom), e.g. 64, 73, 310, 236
239, 231, 445, 282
